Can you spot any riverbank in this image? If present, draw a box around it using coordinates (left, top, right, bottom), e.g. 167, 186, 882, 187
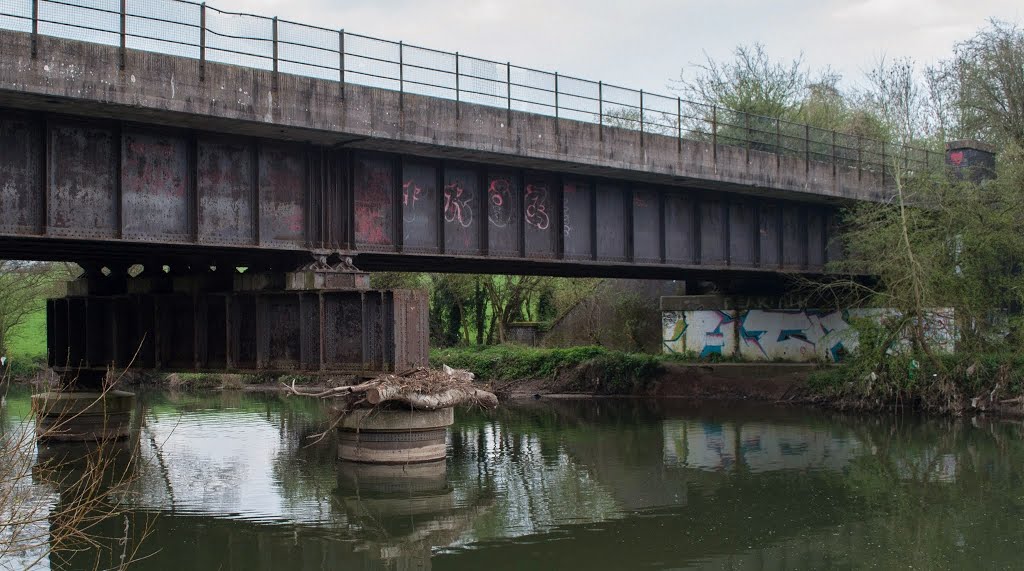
9, 345, 1024, 418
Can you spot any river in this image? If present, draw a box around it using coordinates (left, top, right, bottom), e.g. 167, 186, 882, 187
2, 388, 1022, 570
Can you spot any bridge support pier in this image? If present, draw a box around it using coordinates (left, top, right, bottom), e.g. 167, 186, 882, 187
46, 266, 429, 379
31, 390, 136, 442
337, 407, 454, 464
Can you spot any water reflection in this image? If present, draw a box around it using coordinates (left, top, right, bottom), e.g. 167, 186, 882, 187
3, 389, 1024, 570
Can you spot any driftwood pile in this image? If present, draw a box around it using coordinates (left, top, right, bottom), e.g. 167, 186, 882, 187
286, 365, 498, 412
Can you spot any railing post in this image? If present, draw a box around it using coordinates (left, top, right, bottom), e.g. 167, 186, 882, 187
831, 130, 837, 176
398, 41, 404, 110
31, 0, 39, 58
676, 96, 682, 152
272, 17, 278, 74
454, 52, 460, 112
598, 81, 603, 141
119, 0, 126, 70
857, 134, 863, 181
554, 72, 559, 119
338, 29, 345, 99
639, 89, 644, 145
775, 118, 781, 171
804, 124, 810, 173
744, 112, 750, 163
712, 105, 718, 164
199, 3, 206, 81
506, 62, 511, 122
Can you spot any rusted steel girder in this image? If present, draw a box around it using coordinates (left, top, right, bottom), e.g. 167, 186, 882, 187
0, 108, 842, 280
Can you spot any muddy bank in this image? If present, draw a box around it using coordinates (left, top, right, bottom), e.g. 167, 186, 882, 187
493, 362, 816, 401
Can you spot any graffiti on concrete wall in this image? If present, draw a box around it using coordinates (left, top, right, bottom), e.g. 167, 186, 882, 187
662, 310, 736, 359
662, 308, 954, 362
737, 309, 857, 362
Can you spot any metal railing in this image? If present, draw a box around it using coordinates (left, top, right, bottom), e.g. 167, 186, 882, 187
0, 0, 940, 178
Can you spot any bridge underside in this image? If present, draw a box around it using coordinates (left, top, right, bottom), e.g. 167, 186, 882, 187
0, 108, 842, 287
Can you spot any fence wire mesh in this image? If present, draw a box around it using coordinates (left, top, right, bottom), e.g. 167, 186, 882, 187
0, 0, 941, 175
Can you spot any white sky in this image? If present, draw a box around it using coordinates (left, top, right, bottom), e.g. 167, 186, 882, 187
217, 0, 1024, 95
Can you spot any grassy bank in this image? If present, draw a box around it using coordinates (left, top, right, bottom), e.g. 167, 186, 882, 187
431, 345, 665, 394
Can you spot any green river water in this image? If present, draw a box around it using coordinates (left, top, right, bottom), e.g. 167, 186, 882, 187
2, 388, 1023, 570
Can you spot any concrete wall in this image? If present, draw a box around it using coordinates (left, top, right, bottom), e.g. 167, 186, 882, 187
662, 307, 956, 362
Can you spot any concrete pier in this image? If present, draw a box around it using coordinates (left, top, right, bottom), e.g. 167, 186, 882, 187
338, 408, 454, 464
31, 390, 135, 442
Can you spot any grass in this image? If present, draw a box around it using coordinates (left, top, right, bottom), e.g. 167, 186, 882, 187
4, 303, 48, 376
431, 345, 665, 393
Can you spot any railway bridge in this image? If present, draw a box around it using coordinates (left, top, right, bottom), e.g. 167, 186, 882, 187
0, 0, 942, 375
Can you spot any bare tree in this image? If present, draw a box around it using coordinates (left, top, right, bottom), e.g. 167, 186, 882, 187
931, 20, 1024, 147
0, 371, 155, 569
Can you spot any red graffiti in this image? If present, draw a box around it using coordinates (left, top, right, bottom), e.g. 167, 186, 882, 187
444, 181, 474, 228
524, 183, 550, 230
633, 194, 649, 208
402, 180, 423, 207
488, 178, 513, 228
950, 151, 964, 166
355, 165, 393, 245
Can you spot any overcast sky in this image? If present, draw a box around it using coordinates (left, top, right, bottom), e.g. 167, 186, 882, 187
216, 0, 1022, 96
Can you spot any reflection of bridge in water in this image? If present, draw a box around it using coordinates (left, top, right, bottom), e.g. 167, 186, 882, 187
4, 393, 1001, 570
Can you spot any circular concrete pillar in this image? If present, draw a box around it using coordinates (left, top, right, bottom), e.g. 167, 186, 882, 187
31, 391, 135, 442
338, 407, 454, 464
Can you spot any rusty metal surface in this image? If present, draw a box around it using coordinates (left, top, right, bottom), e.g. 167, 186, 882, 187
258, 143, 307, 248
198, 138, 254, 245
353, 155, 395, 250
48, 122, 118, 238
0, 108, 843, 280
0, 113, 42, 235
121, 129, 190, 241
